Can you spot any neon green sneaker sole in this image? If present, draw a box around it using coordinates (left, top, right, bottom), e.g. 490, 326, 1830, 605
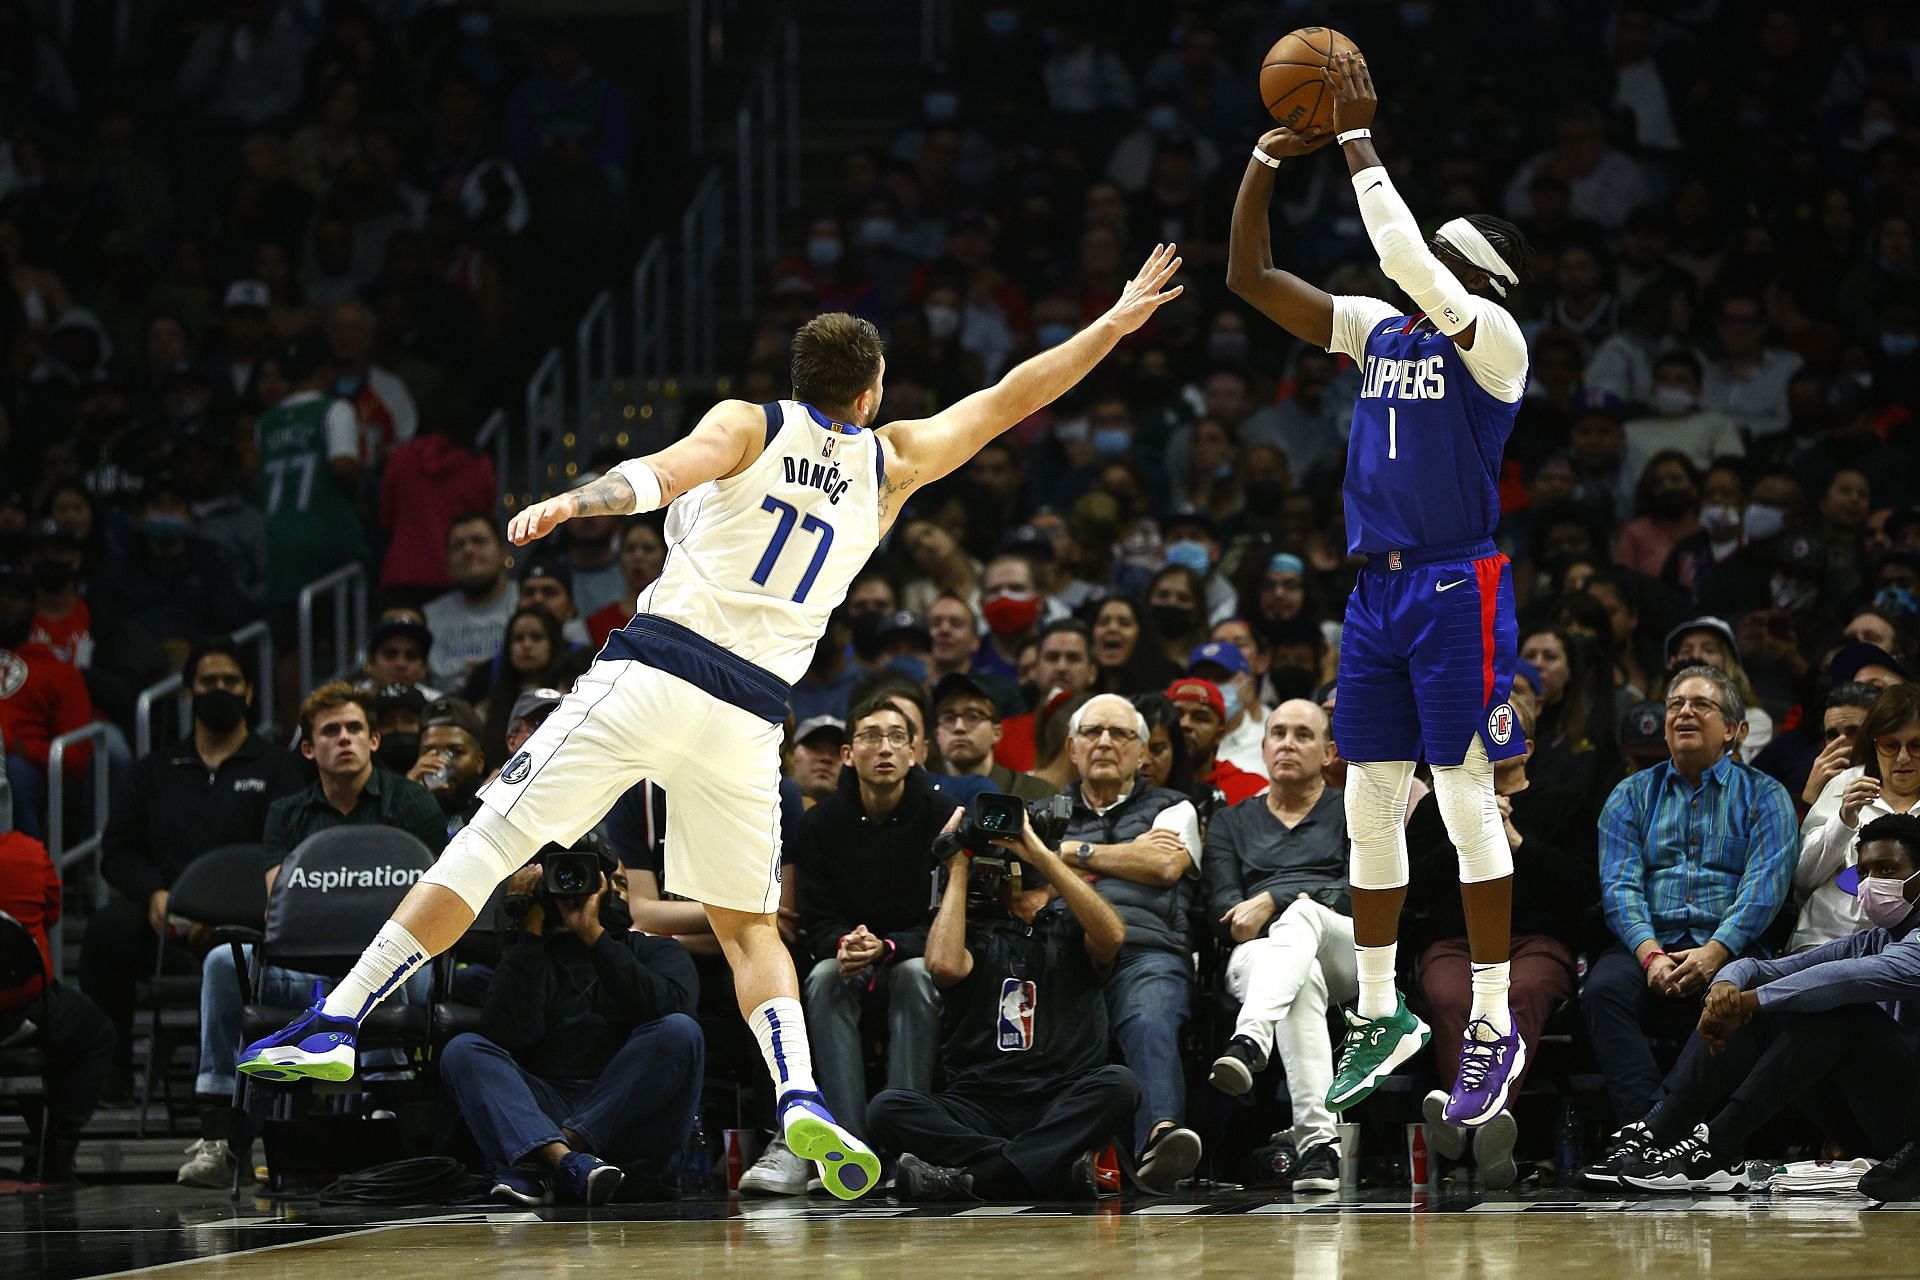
237, 1045, 357, 1083
784, 1112, 881, 1201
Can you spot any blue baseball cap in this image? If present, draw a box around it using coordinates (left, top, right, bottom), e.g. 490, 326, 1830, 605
1188, 640, 1250, 677
1267, 552, 1306, 578
1512, 657, 1543, 695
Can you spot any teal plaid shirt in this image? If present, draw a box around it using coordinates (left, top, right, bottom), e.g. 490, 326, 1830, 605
1597, 753, 1797, 956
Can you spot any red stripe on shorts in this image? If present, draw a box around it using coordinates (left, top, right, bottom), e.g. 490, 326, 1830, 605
1474, 554, 1504, 705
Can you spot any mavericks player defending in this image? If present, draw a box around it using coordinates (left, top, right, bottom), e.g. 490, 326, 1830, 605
236, 245, 1187, 1198
1227, 54, 1534, 1129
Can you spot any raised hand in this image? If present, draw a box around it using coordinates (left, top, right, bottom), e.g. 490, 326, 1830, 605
1327, 51, 1377, 133
508, 493, 578, 546
1255, 124, 1332, 162
1104, 243, 1185, 336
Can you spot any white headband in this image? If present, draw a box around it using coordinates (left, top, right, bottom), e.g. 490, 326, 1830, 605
1436, 217, 1518, 297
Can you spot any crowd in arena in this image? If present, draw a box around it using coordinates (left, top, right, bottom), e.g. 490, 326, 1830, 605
5, 0, 1920, 1205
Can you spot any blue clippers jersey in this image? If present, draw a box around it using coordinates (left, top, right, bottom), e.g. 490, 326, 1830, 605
1342, 315, 1524, 556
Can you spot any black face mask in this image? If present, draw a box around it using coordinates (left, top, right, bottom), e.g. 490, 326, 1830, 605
192, 688, 248, 733
1245, 481, 1288, 510
599, 893, 633, 933
1648, 489, 1694, 519
31, 562, 74, 592
849, 610, 888, 662
1149, 604, 1194, 639
373, 732, 419, 773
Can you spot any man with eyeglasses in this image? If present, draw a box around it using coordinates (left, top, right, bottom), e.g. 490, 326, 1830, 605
774, 693, 954, 1185
1583, 664, 1796, 1146
1051, 692, 1205, 1192
929, 673, 1056, 807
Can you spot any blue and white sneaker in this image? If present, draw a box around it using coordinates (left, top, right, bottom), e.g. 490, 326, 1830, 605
491, 1167, 552, 1207
236, 981, 359, 1083
555, 1152, 623, 1206
778, 1089, 880, 1201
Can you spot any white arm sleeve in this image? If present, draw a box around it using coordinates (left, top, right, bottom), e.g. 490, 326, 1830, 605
1351, 165, 1528, 403
323, 400, 359, 461
1327, 295, 1401, 362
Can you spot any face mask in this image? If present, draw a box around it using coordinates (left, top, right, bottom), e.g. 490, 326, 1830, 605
807, 237, 843, 268
145, 512, 191, 542
1220, 682, 1243, 722
1882, 332, 1920, 358
854, 216, 896, 250
1877, 587, 1920, 617
923, 91, 959, 122
1208, 333, 1249, 364
849, 611, 888, 661
30, 561, 73, 592
1744, 503, 1786, 542
924, 304, 960, 340
1859, 871, 1919, 929
981, 590, 1041, 636
600, 892, 634, 933
1653, 385, 1696, 416
1037, 322, 1075, 350
1771, 574, 1817, 613
374, 732, 419, 773
1165, 539, 1211, 574
1092, 426, 1132, 458
1149, 604, 1194, 639
192, 688, 248, 733
1145, 104, 1182, 134
886, 654, 929, 684
457, 12, 492, 38
1700, 503, 1742, 536
1648, 488, 1694, 519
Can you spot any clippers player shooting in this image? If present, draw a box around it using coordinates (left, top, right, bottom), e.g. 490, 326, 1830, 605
1227, 52, 1534, 1129
235, 244, 1187, 1199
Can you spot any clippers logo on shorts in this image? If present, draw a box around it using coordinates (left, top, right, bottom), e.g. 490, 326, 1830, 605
501, 751, 533, 785
1488, 703, 1514, 746
1387, 551, 1403, 572
997, 978, 1036, 1052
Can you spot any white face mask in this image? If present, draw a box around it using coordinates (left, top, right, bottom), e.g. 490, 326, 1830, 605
1653, 385, 1696, 416
1859, 870, 1920, 929
1744, 503, 1787, 542
1700, 503, 1742, 536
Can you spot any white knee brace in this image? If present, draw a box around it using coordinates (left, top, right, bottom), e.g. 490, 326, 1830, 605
1345, 759, 1414, 891
1433, 740, 1512, 885
419, 805, 543, 914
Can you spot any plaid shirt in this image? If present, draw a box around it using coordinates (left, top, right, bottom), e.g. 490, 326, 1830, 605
1598, 753, 1796, 956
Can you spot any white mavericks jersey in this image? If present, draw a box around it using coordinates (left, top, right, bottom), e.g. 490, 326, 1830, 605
632, 400, 882, 686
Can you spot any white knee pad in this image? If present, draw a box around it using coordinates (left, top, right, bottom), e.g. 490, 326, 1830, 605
419, 806, 543, 914
1433, 740, 1512, 885
1345, 759, 1414, 891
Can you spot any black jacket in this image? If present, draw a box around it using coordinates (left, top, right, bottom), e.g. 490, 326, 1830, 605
480, 925, 699, 1079
795, 765, 954, 964
1403, 781, 1599, 954
101, 731, 306, 904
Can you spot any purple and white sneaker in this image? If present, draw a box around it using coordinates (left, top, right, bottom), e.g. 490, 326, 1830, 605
236, 981, 359, 1083
1443, 1015, 1526, 1129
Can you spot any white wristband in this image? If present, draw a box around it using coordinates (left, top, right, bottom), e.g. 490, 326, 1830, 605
1337, 128, 1372, 145
1250, 145, 1280, 169
608, 459, 665, 513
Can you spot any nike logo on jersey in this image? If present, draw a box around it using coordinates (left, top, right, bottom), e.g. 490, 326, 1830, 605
780, 456, 852, 505
1360, 352, 1447, 401
1436, 579, 1467, 592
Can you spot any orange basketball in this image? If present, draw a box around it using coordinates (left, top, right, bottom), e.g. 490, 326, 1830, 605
1258, 26, 1361, 134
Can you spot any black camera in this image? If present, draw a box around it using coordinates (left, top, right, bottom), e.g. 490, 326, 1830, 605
933, 792, 1075, 913
542, 850, 604, 899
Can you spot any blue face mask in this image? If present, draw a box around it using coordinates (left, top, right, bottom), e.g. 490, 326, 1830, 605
1220, 681, 1243, 722
1165, 539, 1211, 574
145, 513, 191, 542
1092, 426, 1132, 458
886, 654, 928, 684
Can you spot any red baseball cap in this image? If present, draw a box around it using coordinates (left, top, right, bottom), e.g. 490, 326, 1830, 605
1165, 677, 1225, 720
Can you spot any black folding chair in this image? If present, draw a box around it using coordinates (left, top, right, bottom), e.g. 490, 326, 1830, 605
0, 911, 52, 1178
136, 843, 279, 1136
223, 827, 440, 1196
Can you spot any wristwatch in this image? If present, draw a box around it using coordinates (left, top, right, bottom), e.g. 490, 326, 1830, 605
1075, 842, 1094, 869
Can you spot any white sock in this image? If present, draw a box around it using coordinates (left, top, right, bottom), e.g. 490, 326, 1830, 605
748, 997, 817, 1101
320, 921, 428, 1021
1470, 962, 1513, 1035
1356, 943, 1398, 1019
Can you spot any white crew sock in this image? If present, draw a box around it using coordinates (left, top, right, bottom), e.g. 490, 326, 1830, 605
1469, 961, 1513, 1036
1356, 943, 1398, 1019
320, 921, 428, 1021
748, 997, 817, 1102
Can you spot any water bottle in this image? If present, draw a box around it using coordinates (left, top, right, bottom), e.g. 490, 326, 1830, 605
1556, 1101, 1583, 1174
686, 1113, 713, 1194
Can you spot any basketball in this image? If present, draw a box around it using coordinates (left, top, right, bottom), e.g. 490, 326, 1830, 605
1259, 26, 1360, 133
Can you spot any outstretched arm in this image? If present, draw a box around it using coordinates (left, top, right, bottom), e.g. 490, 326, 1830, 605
874, 244, 1184, 525
508, 398, 764, 545
1226, 125, 1336, 348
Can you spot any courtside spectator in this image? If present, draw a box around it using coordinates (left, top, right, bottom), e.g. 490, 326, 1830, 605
425, 515, 518, 693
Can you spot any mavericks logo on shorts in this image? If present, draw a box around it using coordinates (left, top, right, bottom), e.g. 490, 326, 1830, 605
1487, 703, 1515, 746
997, 978, 1036, 1052
501, 751, 533, 785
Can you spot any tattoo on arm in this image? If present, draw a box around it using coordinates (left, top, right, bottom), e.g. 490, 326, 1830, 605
569, 471, 638, 517
878, 467, 917, 519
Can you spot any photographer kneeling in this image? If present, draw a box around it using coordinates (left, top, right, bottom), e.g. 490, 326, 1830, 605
441, 842, 702, 1206
867, 796, 1138, 1201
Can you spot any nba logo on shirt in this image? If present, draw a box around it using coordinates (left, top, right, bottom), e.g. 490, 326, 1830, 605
1488, 703, 1514, 746
997, 978, 1036, 1051
821, 434, 836, 460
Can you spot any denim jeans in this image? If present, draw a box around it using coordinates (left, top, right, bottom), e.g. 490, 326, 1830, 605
440, 1016, 703, 1183
803, 956, 940, 1139
1580, 943, 1709, 1126
1102, 945, 1193, 1151
195, 943, 431, 1096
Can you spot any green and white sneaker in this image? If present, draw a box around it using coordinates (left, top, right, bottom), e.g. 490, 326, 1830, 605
1326, 993, 1430, 1111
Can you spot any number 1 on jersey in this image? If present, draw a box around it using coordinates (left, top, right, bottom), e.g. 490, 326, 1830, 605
751, 496, 836, 603
1388, 406, 1398, 460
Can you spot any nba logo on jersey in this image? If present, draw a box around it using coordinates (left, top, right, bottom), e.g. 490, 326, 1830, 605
1487, 703, 1514, 746
820, 434, 836, 460
997, 978, 1036, 1051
